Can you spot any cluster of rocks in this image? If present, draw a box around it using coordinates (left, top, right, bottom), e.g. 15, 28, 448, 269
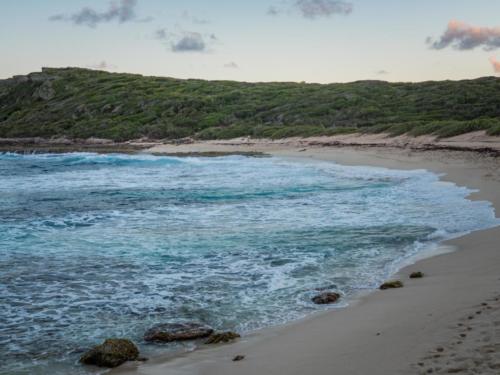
80, 322, 241, 368
379, 271, 425, 290
80, 271, 426, 369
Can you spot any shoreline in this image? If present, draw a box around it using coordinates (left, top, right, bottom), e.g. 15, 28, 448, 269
110, 142, 500, 375
1, 131, 500, 157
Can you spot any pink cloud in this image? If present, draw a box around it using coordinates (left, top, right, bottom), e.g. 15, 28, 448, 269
429, 20, 500, 50
490, 57, 500, 73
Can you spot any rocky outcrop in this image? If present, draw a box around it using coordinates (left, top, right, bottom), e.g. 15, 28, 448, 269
32, 80, 55, 101
311, 292, 341, 304
144, 322, 213, 343
205, 331, 241, 344
379, 280, 404, 290
79, 338, 139, 368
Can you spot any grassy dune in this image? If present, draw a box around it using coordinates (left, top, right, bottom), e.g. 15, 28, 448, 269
1, 67, 499, 141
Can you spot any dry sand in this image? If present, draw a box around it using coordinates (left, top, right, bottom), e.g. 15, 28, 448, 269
113, 139, 500, 375
145, 131, 500, 155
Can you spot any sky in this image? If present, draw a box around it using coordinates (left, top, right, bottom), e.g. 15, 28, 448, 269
1, 0, 499, 83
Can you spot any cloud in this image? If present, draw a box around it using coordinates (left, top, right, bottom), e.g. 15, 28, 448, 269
268, 0, 353, 19
49, 0, 150, 27
224, 62, 239, 69
429, 20, 500, 51
490, 57, 500, 73
155, 29, 216, 53
86, 61, 117, 70
295, 0, 352, 19
172, 32, 206, 52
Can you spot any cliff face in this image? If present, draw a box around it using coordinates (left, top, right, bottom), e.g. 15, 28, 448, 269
1, 67, 499, 141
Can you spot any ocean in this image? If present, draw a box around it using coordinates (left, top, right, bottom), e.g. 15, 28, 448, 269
0, 152, 498, 374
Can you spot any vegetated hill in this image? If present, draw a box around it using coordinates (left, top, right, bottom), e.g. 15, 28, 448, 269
0, 67, 499, 141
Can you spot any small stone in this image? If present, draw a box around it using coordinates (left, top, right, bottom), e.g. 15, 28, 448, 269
410, 271, 424, 279
233, 355, 245, 362
311, 292, 341, 304
379, 280, 404, 290
436, 347, 444, 352
79, 338, 139, 368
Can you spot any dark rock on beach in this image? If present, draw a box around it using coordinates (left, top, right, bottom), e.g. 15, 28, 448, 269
144, 322, 213, 343
410, 271, 424, 279
233, 355, 245, 361
205, 331, 241, 344
79, 338, 139, 368
312, 292, 341, 304
379, 280, 404, 290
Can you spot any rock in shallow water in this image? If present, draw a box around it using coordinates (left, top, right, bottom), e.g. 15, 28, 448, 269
144, 322, 213, 343
311, 292, 341, 304
205, 331, 241, 344
379, 280, 404, 290
79, 338, 139, 368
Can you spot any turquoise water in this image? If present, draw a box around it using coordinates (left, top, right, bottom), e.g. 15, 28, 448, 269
0, 152, 498, 374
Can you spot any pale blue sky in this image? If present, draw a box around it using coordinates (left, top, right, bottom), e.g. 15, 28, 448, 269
1, 0, 499, 82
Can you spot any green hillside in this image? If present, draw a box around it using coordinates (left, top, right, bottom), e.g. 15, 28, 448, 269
1, 67, 499, 141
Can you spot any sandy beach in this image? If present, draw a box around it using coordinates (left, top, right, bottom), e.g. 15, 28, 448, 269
110, 138, 500, 375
